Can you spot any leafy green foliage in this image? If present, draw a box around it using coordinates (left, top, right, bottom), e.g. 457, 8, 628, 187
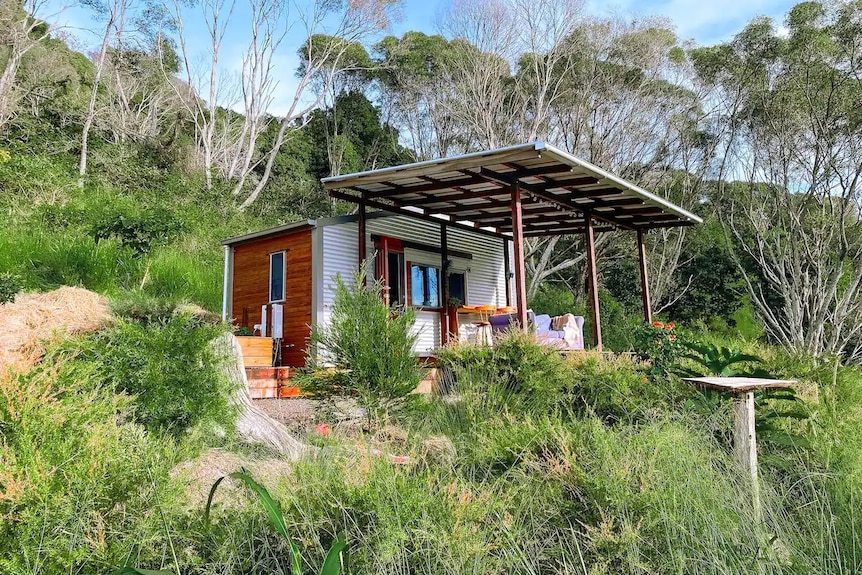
436, 330, 575, 414
631, 320, 688, 379
206, 471, 348, 575
666, 220, 745, 325
303, 91, 414, 181
680, 341, 770, 377
69, 313, 237, 435
527, 283, 582, 318
1, 3, 862, 574
0, 355, 183, 575
0, 271, 23, 303
91, 208, 185, 257
300, 267, 422, 419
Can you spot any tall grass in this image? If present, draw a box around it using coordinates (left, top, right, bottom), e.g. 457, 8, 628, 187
263, 413, 853, 575
0, 152, 274, 313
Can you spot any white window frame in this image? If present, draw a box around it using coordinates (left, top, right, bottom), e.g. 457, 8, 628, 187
409, 262, 442, 308
269, 250, 286, 303
448, 268, 469, 306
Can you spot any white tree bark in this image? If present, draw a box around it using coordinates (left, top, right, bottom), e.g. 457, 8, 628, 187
215, 332, 316, 460
79, 0, 126, 180
238, 0, 394, 208
0, 0, 64, 129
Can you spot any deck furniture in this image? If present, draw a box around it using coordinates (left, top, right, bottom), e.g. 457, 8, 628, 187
489, 312, 585, 350
682, 376, 797, 516
473, 304, 497, 344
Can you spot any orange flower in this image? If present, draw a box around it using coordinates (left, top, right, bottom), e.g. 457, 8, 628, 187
315, 423, 331, 437
652, 321, 664, 328
666, 322, 676, 330
641, 377, 648, 383
668, 334, 677, 341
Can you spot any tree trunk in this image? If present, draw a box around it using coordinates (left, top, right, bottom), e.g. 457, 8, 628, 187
79, 11, 116, 182
215, 332, 316, 460
0, 53, 22, 125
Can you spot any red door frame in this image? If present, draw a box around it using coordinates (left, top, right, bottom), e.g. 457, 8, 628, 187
374, 236, 403, 306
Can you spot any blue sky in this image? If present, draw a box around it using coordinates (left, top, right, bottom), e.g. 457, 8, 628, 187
388, 0, 796, 44
48, 0, 797, 114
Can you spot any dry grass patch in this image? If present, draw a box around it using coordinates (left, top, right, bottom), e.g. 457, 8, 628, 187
0, 286, 109, 373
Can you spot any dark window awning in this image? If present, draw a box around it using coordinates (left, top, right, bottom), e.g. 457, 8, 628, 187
321, 142, 702, 238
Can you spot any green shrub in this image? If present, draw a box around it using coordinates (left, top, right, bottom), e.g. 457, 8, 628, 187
0, 359, 183, 575
631, 320, 689, 379
300, 268, 422, 420
527, 283, 582, 317
433, 340, 679, 431
0, 271, 23, 303
71, 313, 238, 435
110, 290, 183, 325
437, 330, 575, 416
566, 353, 685, 423
90, 207, 185, 257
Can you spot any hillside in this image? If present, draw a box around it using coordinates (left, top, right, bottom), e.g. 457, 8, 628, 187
1, 0, 862, 573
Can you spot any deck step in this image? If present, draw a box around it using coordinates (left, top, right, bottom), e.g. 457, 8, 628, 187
245, 365, 301, 399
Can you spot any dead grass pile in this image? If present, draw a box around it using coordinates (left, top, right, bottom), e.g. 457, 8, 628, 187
170, 448, 293, 509
0, 287, 110, 374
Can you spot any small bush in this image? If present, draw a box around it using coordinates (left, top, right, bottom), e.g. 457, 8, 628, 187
0, 361, 181, 575
0, 271, 23, 303
631, 320, 688, 379
110, 290, 182, 325
71, 313, 238, 435
437, 330, 574, 415
90, 207, 185, 257
300, 268, 422, 420
435, 337, 675, 425
566, 353, 684, 422
527, 283, 582, 317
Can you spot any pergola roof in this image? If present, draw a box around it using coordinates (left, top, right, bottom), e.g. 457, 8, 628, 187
321, 142, 702, 238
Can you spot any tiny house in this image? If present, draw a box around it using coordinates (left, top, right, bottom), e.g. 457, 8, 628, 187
221, 212, 513, 367
223, 142, 703, 377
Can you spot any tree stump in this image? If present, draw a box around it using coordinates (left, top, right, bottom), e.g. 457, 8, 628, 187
215, 332, 316, 460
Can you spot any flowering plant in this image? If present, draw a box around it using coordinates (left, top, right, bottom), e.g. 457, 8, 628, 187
631, 320, 687, 379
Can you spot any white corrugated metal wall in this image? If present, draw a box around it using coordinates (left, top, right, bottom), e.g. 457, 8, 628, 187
317, 214, 510, 354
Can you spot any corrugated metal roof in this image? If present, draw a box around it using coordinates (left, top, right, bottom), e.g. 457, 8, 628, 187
221, 220, 316, 246
321, 142, 702, 237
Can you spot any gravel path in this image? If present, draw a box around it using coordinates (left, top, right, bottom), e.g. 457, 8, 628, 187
255, 398, 319, 426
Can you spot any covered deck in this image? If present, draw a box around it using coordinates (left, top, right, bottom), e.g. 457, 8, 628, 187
322, 142, 702, 350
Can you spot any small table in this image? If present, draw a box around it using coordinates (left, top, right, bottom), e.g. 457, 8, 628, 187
682, 376, 797, 516
452, 305, 514, 345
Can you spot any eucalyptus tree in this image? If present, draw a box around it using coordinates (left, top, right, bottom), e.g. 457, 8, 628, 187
292, 36, 378, 180
78, 0, 133, 179
373, 31, 465, 158
0, 0, 63, 128
163, 0, 281, 192
102, 40, 183, 143
240, 0, 400, 209
522, 19, 714, 304
692, 1, 862, 358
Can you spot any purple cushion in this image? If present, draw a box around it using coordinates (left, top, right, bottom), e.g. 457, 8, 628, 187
534, 314, 552, 332
489, 313, 515, 332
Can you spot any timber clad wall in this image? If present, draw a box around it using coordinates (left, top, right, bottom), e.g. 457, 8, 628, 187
228, 214, 511, 367
231, 229, 312, 367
